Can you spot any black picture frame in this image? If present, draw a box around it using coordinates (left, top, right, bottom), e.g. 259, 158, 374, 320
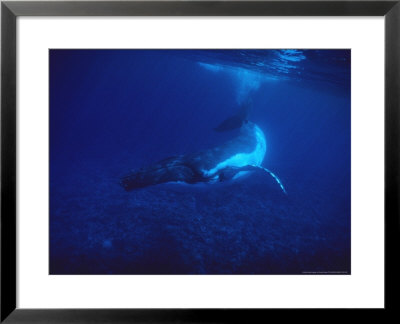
1, 0, 399, 322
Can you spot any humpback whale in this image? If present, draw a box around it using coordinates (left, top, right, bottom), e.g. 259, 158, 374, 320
120, 121, 286, 194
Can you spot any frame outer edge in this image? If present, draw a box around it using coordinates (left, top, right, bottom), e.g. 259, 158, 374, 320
0, 0, 398, 322
1, 1, 17, 322
385, 1, 400, 312
1, 1, 399, 16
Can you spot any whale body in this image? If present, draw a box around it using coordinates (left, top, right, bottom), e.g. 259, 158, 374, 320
214, 101, 250, 132
120, 122, 286, 193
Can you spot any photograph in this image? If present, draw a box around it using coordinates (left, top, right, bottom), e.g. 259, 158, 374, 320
49, 49, 351, 275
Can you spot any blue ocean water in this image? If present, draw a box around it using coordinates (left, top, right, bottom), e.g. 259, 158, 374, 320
50, 49, 350, 274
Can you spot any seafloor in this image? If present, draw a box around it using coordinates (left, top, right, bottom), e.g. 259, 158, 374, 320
50, 163, 349, 274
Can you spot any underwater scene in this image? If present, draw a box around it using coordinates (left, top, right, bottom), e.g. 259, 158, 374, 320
50, 49, 351, 274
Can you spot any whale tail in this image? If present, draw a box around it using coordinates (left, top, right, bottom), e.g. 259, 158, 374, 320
214, 99, 252, 132
120, 156, 204, 191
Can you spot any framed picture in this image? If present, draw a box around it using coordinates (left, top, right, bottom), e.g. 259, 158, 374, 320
1, 0, 399, 322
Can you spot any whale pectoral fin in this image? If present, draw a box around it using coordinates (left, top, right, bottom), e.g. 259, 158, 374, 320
251, 166, 287, 194
217, 166, 242, 182
225, 165, 287, 194
218, 165, 261, 182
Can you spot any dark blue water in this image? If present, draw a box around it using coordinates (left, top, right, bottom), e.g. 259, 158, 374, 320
50, 49, 350, 274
